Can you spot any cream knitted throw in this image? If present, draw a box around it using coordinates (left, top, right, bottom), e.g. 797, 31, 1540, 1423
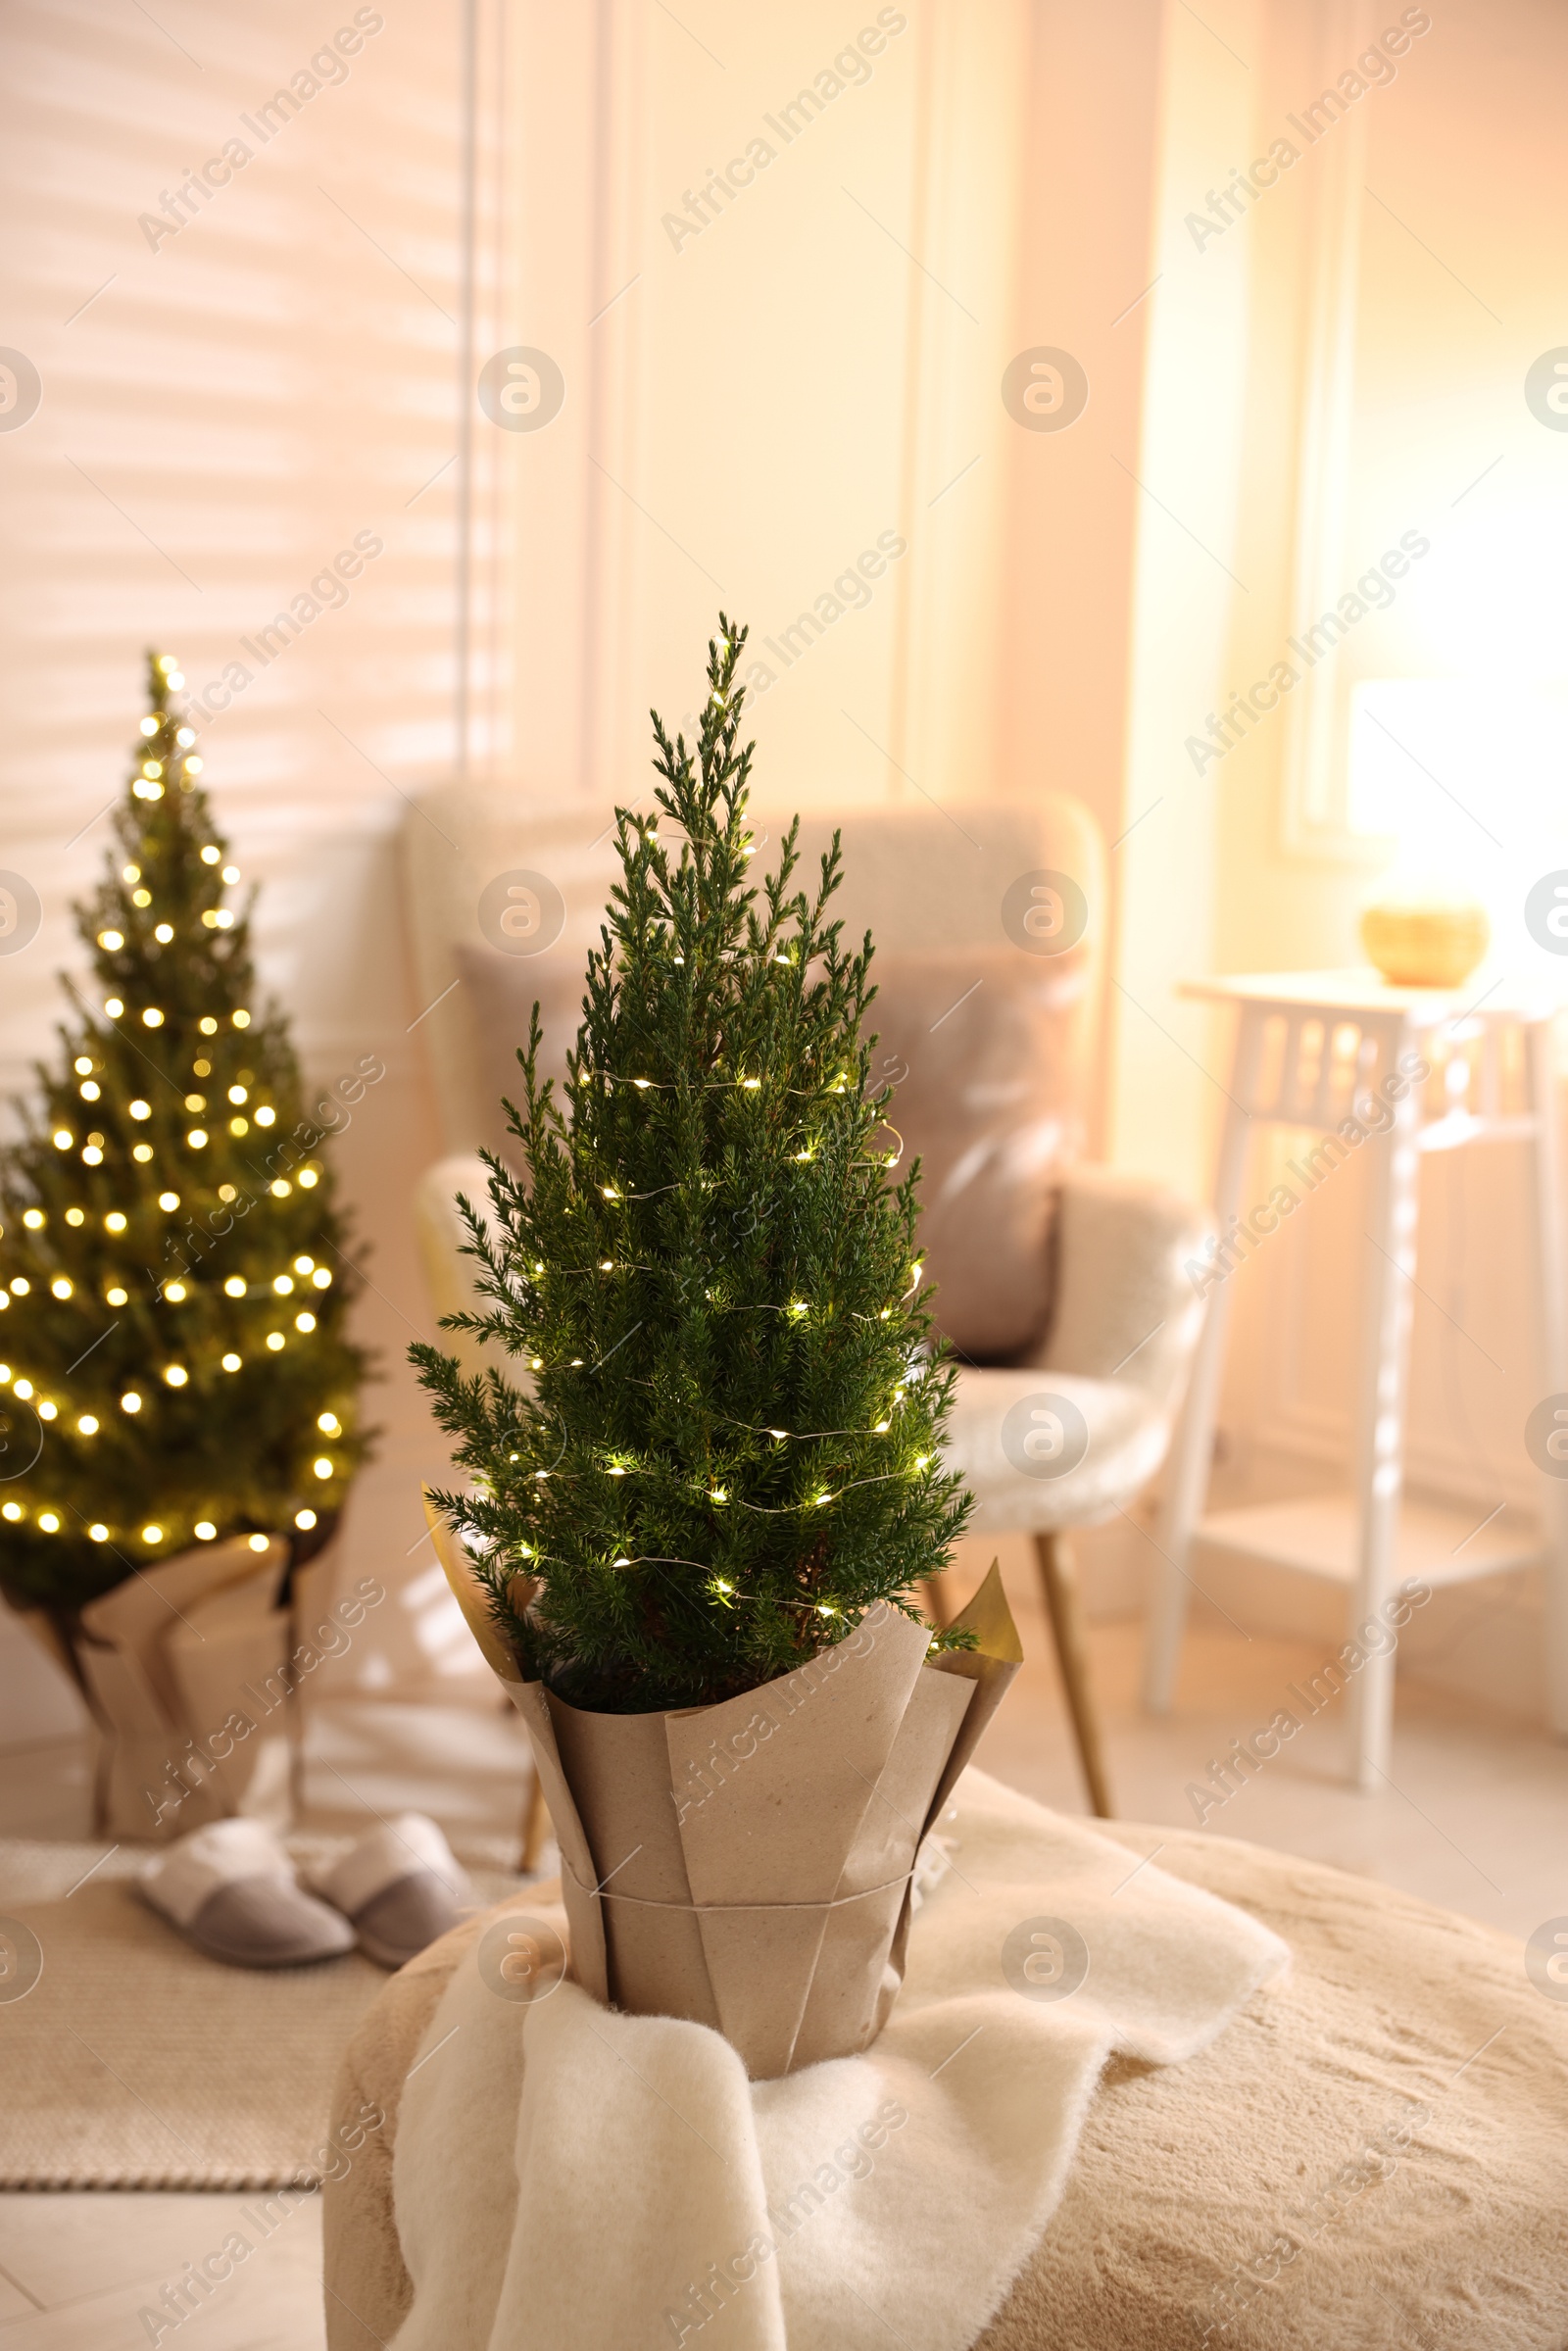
386, 1769, 1287, 2351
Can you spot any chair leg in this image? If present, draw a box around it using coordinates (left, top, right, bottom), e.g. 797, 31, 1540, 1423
1033, 1531, 1114, 1818
518, 1771, 552, 1875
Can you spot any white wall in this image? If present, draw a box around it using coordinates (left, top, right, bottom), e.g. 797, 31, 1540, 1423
1133, 0, 1568, 1711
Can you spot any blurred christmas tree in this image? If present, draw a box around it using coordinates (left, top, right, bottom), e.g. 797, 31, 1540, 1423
0, 652, 369, 1617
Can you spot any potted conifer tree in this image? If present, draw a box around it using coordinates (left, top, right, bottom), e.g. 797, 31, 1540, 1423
416, 618, 1020, 2079
0, 652, 369, 1837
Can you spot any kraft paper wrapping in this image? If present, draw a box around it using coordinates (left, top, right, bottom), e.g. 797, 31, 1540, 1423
64, 1539, 292, 1839
422, 1490, 1022, 2079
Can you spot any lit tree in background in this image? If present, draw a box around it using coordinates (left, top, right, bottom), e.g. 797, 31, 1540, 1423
0, 652, 369, 1618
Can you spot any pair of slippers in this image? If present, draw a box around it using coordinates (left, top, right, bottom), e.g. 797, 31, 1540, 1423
138, 1812, 472, 1971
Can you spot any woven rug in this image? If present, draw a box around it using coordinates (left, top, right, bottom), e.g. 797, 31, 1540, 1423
0, 1836, 523, 2190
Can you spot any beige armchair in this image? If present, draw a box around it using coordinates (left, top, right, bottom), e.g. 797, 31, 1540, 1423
404, 792, 1209, 1817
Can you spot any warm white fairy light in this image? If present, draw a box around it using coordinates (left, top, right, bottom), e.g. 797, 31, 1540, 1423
106, 1285, 128, 1306
221, 1352, 241, 1372
23, 1209, 43, 1230
295, 1509, 318, 1531
195, 1520, 217, 1539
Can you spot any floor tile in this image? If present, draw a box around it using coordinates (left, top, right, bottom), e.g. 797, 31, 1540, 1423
0, 2195, 322, 2349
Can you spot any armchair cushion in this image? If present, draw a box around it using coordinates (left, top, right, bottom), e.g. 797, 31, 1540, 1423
1039, 1167, 1211, 1405
944, 1367, 1170, 1536
454, 944, 585, 1171
870, 949, 1090, 1363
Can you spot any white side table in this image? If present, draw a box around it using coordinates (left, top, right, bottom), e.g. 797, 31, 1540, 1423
1142, 968, 1568, 1787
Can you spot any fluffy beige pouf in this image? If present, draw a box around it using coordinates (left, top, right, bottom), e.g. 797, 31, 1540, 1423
322, 1821, 1568, 2351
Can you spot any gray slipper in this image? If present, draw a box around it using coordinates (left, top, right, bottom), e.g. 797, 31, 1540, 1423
312, 1813, 472, 1970
139, 1819, 355, 1968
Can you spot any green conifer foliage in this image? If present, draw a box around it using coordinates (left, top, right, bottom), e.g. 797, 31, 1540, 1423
0, 653, 369, 1615
415, 619, 974, 1714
